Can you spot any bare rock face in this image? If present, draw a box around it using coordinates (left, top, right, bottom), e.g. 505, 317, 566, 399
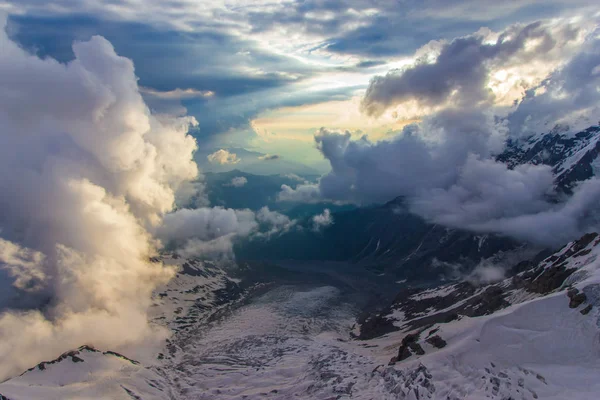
567, 288, 588, 308
426, 335, 447, 349
393, 333, 426, 363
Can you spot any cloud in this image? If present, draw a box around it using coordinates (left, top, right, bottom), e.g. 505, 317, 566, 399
0, 22, 199, 379
362, 20, 585, 117
466, 262, 506, 285
140, 87, 214, 99
156, 207, 258, 259
277, 183, 322, 203
283, 173, 307, 182
311, 209, 333, 232
227, 176, 248, 187
256, 206, 297, 237
507, 29, 600, 135
258, 154, 281, 161
156, 206, 297, 257
207, 149, 241, 164
410, 155, 556, 229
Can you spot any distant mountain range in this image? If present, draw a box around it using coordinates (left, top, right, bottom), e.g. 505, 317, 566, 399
238, 124, 600, 282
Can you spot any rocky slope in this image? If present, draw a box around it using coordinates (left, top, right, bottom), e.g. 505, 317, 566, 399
498, 124, 600, 193
4, 232, 600, 400
350, 231, 600, 399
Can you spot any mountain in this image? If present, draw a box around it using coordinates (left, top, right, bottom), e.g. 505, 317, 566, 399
0, 346, 168, 400
352, 232, 600, 399
238, 124, 600, 282
498, 124, 600, 193
4, 233, 600, 400
236, 198, 529, 283
3, 125, 600, 399
3, 233, 600, 399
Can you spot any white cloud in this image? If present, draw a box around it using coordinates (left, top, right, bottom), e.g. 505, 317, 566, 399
277, 183, 322, 203
283, 173, 307, 182
0, 22, 199, 379
207, 149, 241, 165
227, 176, 248, 187
256, 206, 296, 237
140, 87, 214, 99
311, 209, 333, 232
258, 154, 280, 161
156, 207, 258, 259
467, 262, 506, 285
156, 206, 297, 257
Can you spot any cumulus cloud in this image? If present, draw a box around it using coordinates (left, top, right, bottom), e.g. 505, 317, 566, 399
256, 206, 296, 237
156, 206, 297, 258
410, 155, 556, 229
156, 207, 258, 259
258, 154, 281, 161
311, 209, 333, 232
277, 183, 322, 203
0, 21, 199, 379
362, 20, 587, 117
227, 176, 248, 187
279, 20, 600, 247
207, 149, 241, 164
283, 173, 307, 182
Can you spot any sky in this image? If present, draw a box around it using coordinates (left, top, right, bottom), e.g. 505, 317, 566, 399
3, 0, 599, 171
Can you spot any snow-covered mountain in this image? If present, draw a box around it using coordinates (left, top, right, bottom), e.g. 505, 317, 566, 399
0, 346, 169, 400
498, 124, 600, 193
353, 232, 600, 399
2, 125, 600, 399
4, 232, 600, 400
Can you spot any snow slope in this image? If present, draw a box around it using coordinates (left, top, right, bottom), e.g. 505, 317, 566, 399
357, 232, 600, 399
0, 346, 170, 400
3, 236, 600, 399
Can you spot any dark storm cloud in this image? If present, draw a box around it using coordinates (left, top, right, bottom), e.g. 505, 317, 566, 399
362, 21, 573, 116
7, 15, 309, 97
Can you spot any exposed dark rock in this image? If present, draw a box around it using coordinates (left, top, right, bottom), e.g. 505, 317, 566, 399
525, 265, 577, 294
567, 288, 587, 308
19, 345, 141, 376
360, 232, 600, 341
396, 332, 424, 362
355, 312, 399, 340
521, 234, 599, 295
580, 304, 593, 315
103, 351, 140, 365
24, 345, 100, 373
497, 125, 600, 193
426, 335, 447, 349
